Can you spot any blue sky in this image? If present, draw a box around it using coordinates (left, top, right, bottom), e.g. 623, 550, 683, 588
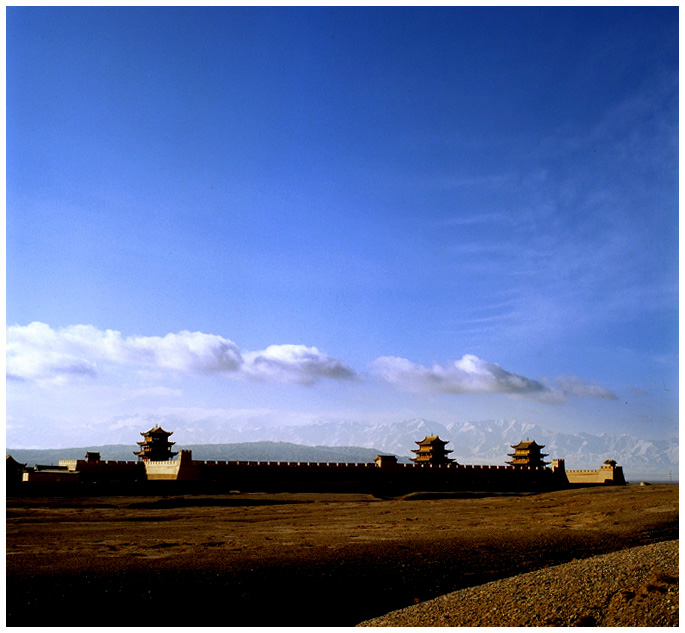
6, 7, 679, 449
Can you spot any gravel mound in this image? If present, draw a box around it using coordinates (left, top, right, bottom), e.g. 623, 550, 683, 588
358, 540, 679, 627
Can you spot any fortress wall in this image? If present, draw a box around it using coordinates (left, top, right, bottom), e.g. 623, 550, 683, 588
32, 453, 573, 491
193, 460, 376, 469
386, 463, 562, 492
566, 465, 625, 485
145, 459, 182, 480
193, 459, 382, 492
56, 459, 145, 482
59, 459, 143, 470
188, 458, 564, 492
394, 463, 543, 471
23, 470, 80, 483
612, 466, 626, 485
566, 470, 610, 484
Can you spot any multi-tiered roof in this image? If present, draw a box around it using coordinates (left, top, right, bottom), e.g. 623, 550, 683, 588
134, 425, 178, 462
506, 439, 549, 467
410, 435, 456, 465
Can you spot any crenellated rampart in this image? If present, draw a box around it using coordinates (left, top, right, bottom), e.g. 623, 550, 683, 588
170, 456, 568, 493
11, 432, 635, 495
19, 447, 632, 493
58, 458, 145, 483
566, 464, 625, 485
59, 459, 143, 469
47, 454, 571, 492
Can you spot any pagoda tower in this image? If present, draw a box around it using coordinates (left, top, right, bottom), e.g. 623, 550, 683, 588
134, 425, 178, 462
410, 435, 456, 465
506, 439, 549, 468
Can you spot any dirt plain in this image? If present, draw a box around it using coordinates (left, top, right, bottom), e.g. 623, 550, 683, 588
6, 484, 678, 627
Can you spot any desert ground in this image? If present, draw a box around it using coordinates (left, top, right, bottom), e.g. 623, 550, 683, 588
6, 484, 678, 627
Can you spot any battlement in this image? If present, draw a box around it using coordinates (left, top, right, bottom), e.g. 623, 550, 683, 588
145, 459, 183, 481
184, 459, 546, 471
396, 463, 545, 471
567, 464, 625, 485
59, 459, 142, 471
12, 433, 623, 492
193, 459, 380, 468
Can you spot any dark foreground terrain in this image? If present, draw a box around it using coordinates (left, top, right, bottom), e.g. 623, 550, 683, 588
6, 484, 678, 627
359, 540, 678, 626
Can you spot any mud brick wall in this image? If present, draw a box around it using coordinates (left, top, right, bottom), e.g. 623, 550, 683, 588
59, 459, 145, 483
566, 465, 625, 485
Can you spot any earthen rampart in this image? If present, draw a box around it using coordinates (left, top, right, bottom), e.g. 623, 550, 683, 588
24, 454, 572, 492
566, 464, 625, 485
22, 469, 79, 483
59, 459, 142, 468
13, 441, 631, 493
58, 458, 144, 483
168, 455, 568, 493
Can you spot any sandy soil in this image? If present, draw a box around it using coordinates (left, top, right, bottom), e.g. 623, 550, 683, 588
359, 540, 678, 627
6, 484, 678, 627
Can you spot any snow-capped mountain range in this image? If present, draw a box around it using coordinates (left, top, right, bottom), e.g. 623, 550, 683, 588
17, 411, 679, 481
8, 416, 677, 480
224, 418, 677, 478
109, 415, 676, 480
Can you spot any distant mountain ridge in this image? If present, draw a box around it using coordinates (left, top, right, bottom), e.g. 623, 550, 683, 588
5, 442, 395, 468
7, 418, 677, 480
182, 417, 676, 477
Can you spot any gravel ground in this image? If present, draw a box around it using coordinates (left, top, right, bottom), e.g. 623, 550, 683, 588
358, 539, 679, 627
7, 486, 678, 627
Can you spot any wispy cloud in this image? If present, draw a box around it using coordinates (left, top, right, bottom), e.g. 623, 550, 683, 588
417, 172, 515, 192
425, 67, 677, 353
371, 354, 617, 403
554, 375, 618, 401
7, 322, 357, 386
371, 354, 545, 396
441, 212, 510, 227
6, 323, 618, 403
105, 407, 315, 434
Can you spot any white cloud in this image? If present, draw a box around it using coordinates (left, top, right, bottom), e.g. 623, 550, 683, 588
372, 354, 617, 403
125, 331, 243, 373
372, 354, 546, 395
243, 344, 357, 385
6, 322, 356, 386
7, 322, 99, 382
7, 323, 615, 405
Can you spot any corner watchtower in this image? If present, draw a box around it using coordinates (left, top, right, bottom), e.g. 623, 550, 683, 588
506, 439, 549, 467
410, 435, 456, 465
134, 425, 178, 462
